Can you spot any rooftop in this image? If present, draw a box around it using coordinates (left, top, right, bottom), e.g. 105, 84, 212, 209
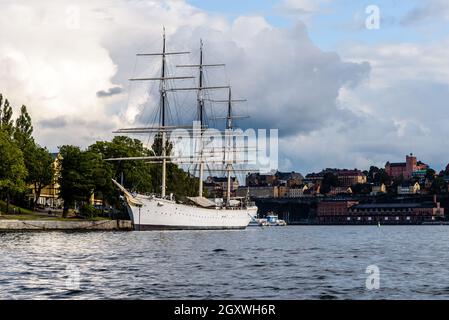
387, 162, 406, 167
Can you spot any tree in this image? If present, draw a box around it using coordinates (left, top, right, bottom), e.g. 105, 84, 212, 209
14, 105, 33, 149
430, 177, 446, 195
88, 136, 153, 194
352, 183, 372, 195
320, 172, 339, 194
0, 130, 27, 214
366, 166, 379, 183
425, 168, 436, 181
58, 145, 95, 217
84, 150, 114, 212
367, 166, 390, 184
0, 96, 14, 136
27, 144, 55, 208
388, 175, 404, 195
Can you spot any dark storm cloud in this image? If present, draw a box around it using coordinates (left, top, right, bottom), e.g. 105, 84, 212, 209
96, 86, 123, 98
39, 116, 68, 129
129, 22, 371, 138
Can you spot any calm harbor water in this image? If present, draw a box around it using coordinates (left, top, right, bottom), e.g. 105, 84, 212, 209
1, 226, 449, 300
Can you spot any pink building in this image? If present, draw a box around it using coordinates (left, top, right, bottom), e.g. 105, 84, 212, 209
385, 154, 428, 180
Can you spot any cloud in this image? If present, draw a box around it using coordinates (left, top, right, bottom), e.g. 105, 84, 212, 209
279, 0, 332, 15
0, 0, 371, 173
401, 0, 449, 26
96, 86, 123, 97
39, 116, 68, 129
322, 38, 449, 172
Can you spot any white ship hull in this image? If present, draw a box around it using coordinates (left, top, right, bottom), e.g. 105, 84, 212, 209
127, 195, 258, 230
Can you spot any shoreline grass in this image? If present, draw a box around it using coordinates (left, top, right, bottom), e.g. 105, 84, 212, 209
0, 200, 111, 221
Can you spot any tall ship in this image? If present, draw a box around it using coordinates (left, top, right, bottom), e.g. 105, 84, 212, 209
108, 30, 258, 230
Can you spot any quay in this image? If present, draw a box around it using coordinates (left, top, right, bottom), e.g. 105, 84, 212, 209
0, 219, 133, 231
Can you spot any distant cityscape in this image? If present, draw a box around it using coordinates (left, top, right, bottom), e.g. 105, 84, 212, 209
204, 153, 448, 224
204, 153, 444, 199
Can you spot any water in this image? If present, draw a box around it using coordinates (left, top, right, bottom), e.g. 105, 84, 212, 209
1, 226, 449, 300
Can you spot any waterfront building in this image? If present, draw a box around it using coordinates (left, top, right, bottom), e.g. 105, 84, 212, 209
317, 200, 360, 222
275, 171, 304, 187
205, 176, 239, 198
336, 169, 367, 187
288, 185, 309, 197
328, 186, 353, 196
305, 169, 366, 187
246, 171, 303, 188
385, 153, 428, 180
246, 172, 277, 186
316, 196, 444, 224
278, 185, 289, 198
397, 182, 421, 195
304, 172, 325, 185
348, 200, 444, 223
236, 186, 278, 198
370, 183, 386, 195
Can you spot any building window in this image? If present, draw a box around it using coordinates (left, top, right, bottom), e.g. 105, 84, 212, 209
385, 217, 389, 221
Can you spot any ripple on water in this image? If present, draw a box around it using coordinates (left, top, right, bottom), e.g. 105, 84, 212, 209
2, 226, 449, 299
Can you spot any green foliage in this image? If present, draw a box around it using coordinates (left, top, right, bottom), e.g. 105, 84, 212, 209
88, 136, 153, 193
367, 166, 391, 185
0, 130, 28, 197
165, 163, 199, 199
352, 183, 372, 195
79, 203, 100, 219
426, 168, 436, 181
150, 134, 199, 199
13, 105, 34, 149
430, 177, 446, 194
0, 95, 14, 136
58, 145, 94, 217
320, 172, 339, 194
26, 144, 55, 206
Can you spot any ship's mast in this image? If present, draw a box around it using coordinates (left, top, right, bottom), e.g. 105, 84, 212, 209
109, 35, 245, 203
117, 28, 191, 197
161, 31, 167, 197
225, 88, 233, 205
213, 87, 247, 206
176, 40, 227, 198
198, 40, 205, 197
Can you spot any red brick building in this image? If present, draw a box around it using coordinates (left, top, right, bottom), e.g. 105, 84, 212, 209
317, 200, 359, 223
385, 153, 428, 180
316, 197, 443, 224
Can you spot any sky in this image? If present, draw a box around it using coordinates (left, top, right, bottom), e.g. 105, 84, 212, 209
1, 0, 449, 175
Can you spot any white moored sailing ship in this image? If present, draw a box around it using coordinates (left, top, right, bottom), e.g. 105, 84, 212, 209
108, 30, 258, 230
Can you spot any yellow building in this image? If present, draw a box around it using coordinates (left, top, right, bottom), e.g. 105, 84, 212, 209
28, 153, 102, 209
28, 153, 62, 208
371, 183, 387, 195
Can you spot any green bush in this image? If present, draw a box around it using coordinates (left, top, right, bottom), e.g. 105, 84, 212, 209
79, 204, 99, 219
